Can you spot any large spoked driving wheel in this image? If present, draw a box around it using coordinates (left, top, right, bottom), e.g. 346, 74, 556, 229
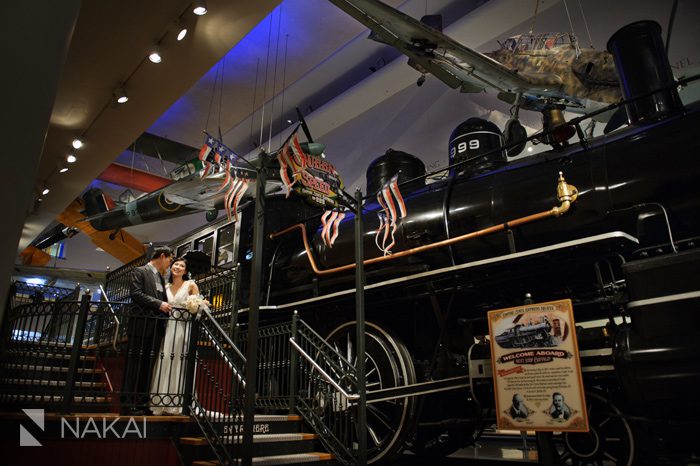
326, 321, 417, 464
558, 391, 636, 466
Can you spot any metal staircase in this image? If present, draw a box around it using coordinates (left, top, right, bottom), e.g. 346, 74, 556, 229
0, 282, 343, 465
0, 289, 114, 412
182, 308, 338, 465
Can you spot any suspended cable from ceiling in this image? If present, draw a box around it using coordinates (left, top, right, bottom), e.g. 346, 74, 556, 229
666, 0, 679, 55
268, 4, 284, 152
204, 62, 221, 135
278, 33, 290, 149
562, 0, 577, 40
248, 58, 261, 149
576, 0, 594, 48
529, 0, 541, 35
218, 55, 226, 140
259, 12, 275, 148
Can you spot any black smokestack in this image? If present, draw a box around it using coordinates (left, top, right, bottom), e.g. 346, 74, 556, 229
606, 20, 683, 125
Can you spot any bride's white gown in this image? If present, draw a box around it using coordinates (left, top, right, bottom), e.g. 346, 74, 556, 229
150, 280, 194, 415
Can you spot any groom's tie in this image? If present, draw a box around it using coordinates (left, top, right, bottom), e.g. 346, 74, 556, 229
158, 274, 167, 301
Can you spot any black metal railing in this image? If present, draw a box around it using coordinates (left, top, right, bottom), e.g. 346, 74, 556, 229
1, 287, 360, 464
236, 315, 359, 465
8, 281, 78, 309
0, 296, 201, 414
195, 265, 239, 333
103, 255, 149, 303
0, 298, 85, 407
187, 307, 247, 464
236, 320, 294, 412
292, 317, 359, 466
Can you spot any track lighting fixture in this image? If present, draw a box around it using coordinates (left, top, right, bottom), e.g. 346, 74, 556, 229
67, 154, 77, 163
42, 187, 50, 196
59, 167, 69, 173
72, 138, 83, 149
177, 22, 188, 41
114, 86, 128, 104
148, 45, 162, 64
193, 0, 207, 16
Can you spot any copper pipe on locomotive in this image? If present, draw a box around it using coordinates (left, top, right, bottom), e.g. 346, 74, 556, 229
270, 172, 578, 276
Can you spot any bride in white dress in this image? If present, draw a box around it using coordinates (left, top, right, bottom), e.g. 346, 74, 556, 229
151, 257, 199, 415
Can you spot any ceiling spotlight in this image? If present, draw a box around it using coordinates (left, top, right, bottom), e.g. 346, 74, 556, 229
72, 138, 83, 149
193, 0, 207, 16
148, 45, 162, 63
42, 187, 50, 195
177, 25, 188, 41
59, 167, 69, 173
67, 154, 77, 163
114, 86, 128, 104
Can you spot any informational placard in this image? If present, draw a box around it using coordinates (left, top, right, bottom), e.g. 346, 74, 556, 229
488, 299, 589, 432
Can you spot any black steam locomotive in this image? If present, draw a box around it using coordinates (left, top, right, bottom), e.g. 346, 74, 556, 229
225, 21, 700, 465
495, 317, 554, 349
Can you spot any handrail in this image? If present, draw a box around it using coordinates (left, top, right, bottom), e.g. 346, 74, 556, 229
289, 337, 359, 401
98, 285, 120, 351
291, 318, 359, 465
200, 306, 246, 363
185, 305, 248, 465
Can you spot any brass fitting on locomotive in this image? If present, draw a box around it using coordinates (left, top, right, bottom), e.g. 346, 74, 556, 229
552, 171, 579, 216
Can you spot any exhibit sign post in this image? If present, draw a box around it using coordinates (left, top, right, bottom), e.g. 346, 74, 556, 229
488, 299, 589, 432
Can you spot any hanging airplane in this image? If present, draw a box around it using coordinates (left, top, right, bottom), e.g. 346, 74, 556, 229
27, 124, 328, 260
66, 157, 261, 233
328, 0, 621, 151
24, 159, 259, 264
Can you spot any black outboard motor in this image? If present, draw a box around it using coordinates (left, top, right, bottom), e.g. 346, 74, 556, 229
607, 20, 684, 125
448, 117, 506, 177
366, 149, 426, 196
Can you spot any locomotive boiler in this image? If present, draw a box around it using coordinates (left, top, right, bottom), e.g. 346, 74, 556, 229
228, 21, 700, 465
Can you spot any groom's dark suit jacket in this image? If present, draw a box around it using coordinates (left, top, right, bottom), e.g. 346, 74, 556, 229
129, 264, 168, 336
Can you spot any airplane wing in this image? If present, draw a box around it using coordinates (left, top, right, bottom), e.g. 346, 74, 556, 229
57, 199, 146, 263
162, 165, 281, 210
329, 0, 552, 95
162, 173, 229, 210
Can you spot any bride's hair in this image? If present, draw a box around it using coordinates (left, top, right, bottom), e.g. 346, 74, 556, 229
169, 257, 190, 282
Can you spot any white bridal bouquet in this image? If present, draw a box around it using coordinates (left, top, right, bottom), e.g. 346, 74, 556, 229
184, 294, 210, 315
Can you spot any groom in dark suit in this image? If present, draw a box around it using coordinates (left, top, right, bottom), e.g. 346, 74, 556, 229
121, 246, 173, 415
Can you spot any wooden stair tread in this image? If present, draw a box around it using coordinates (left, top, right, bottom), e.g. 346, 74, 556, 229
0, 412, 195, 422
180, 436, 211, 446
3, 364, 103, 374
0, 394, 110, 403
2, 378, 106, 388
191, 453, 334, 465
8, 341, 85, 349
7, 352, 96, 361
196, 412, 301, 422
180, 433, 317, 446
